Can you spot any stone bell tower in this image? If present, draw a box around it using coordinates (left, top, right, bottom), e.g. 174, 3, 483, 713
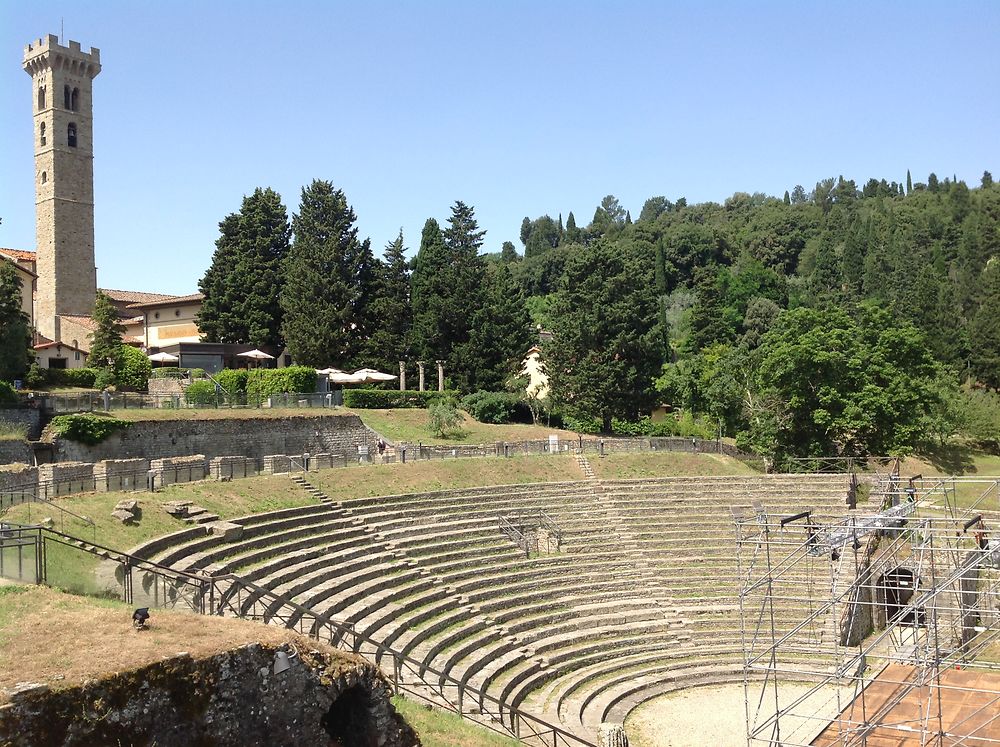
23, 34, 101, 340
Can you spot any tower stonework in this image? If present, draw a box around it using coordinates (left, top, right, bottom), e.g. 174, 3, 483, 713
23, 35, 101, 340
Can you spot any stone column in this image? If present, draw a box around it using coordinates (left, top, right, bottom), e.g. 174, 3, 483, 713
416, 361, 425, 392
398, 361, 406, 391
436, 360, 445, 392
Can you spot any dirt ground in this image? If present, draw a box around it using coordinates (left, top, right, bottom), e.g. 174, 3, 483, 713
625, 682, 852, 747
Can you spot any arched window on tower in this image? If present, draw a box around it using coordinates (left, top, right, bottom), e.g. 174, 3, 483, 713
71, 87, 79, 112
64, 84, 71, 109
41, 171, 47, 184
38, 86, 46, 110
40, 122, 46, 146
67, 122, 77, 148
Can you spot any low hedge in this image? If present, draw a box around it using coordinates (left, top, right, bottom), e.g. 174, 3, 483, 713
0, 381, 16, 405
215, 368, 251, 395
561, 413, 714, 437
24, 365, 100, 389
342, 389, 452, 409
50, 413, 130, 445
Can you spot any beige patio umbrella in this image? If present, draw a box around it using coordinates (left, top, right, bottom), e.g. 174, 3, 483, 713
352, 368, 398, 384
238, 349, 275, 361
329, 370, 366, 384
147, 351, 179, 364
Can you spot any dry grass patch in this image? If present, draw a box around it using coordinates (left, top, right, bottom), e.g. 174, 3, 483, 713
310, 455, 586, 501
0, 584, 299, 701
591, 452, 759, 480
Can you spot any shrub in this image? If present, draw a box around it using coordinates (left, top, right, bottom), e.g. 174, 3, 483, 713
23, 363, 46, 389
55, 367, 99, 388
0, 381, 16, 405
184, 380, 218, 406
343, 389, 451, 409
428, 397, 463, 437
562, 414, 603, 434
461, 391, 532, 424
50, 413, 129, 445
215, 368, 251, 396
246, 366, 317, 401
93, 368, 116, 391
116, 346, 152, 391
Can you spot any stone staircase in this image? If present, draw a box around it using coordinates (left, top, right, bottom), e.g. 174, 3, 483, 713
575, 454, 596, 480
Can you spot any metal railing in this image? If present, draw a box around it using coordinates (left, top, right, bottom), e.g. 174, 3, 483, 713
0, 524, 596, 747
498, 510, 563, 556
43, 391, 341, 413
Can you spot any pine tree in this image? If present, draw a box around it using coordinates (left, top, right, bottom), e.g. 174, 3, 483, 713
969, 260, 1000, 389
0, 260, 31, 382
686, 266, 734, 352
841, 220, 866, 298
546, 240, 666, 432
197, 188, 290, 346
89, 291, 126, 370
410, 219, 453, 364
984, 171, 994, 189
364, 230, 412, 373
460, 263, 535, 391
280, 180, 375, 367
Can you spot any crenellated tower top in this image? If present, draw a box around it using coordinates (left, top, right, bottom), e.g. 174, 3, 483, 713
23, 34, 101, 79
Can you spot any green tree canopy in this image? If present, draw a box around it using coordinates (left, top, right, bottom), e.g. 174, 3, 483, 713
88, 291, 126, 371
197, 188, 290, 347
280, 180, 375, 368
546, 240, 666, 432
364, 230, 412, 373
0, 260, 31, 382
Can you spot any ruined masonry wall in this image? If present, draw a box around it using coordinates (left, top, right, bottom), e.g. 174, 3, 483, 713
0, 640, 418, 747
54, 414, 377, 463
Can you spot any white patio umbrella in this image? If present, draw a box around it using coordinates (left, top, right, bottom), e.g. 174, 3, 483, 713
147, 352, 179, 363
316, 367, 345, 376
329, 371, 366, 384
238, 349, 275, 361
352, 368, 398, 384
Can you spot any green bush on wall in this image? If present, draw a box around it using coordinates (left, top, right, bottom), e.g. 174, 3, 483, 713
0, 381, 16, 405
22, 365, 100, 389
460, 391, 533, 424
50, 414, 130, 445
342, 389, 452, 409
116, 346, 152, 391
184, 380, 218, 406
215, 369, 250, 395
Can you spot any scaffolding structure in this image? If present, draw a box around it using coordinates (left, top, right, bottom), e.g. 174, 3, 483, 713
735, 473, 1000, 746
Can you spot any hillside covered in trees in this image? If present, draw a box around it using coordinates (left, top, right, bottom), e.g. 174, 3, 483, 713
194, 171, 1000, 461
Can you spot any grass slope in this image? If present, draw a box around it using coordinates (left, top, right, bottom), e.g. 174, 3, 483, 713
308, 455, 586, 500
392, 695, 521, 747
354, 408, 577, 445
590, 452, 759, 479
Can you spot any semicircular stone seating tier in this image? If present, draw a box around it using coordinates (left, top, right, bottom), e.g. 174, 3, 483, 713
131, 473, 862, 739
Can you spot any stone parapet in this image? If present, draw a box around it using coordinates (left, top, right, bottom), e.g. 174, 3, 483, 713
210, 456, 258, 480
38, 461, 95, 499
263, 454, 291, 474
0, 465, 39, 506
93, 458, 149, 492
150, 455, 207, 487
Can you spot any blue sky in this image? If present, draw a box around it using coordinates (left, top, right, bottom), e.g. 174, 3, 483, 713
1, 1, 997, 294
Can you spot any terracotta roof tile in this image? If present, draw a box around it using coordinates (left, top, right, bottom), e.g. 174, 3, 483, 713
127, 292, 203, 309
100, 288, 178, 305
0, 248, 36, 261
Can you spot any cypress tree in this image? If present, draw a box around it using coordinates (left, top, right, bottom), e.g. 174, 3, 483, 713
500, 241, 518, 263
565, 211, 582, 244
906, 169, 913, 195
197, 188, 290, 346
410, 218, 459, 366
280, 180, 375, 367
0, 261, 31, 381
783, 190, 791, 205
